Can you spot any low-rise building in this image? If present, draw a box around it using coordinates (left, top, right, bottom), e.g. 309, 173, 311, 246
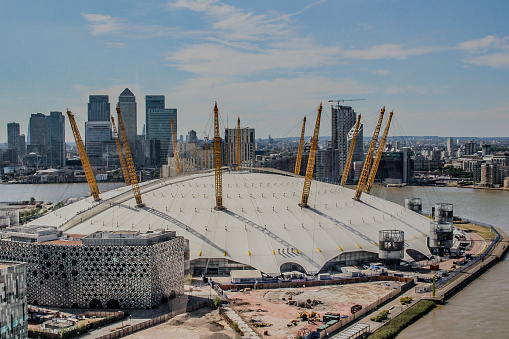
0, 226, 186, 309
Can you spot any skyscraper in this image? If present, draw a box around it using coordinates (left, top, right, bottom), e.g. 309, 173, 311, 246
118, 88, 137, 156
331, 105, 361, 181
7, 122, 21, 163
46, 112, 66, 168
88, 95, 110, 121
145, 95, 165, 140
147, 108, 177, 165
29, 113, 47, 158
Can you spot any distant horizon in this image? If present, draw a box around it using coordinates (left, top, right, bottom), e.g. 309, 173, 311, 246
1, 1, 509, 142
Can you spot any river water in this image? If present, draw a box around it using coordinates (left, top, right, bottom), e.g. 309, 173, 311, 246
0, 183, 507, 337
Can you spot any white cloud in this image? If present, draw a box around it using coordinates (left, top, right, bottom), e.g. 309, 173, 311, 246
342, 44, 438, 60
458, 35, 509, 68
81, 13, 175, 38
106, 42, 126, 48
457, 35, 509, 53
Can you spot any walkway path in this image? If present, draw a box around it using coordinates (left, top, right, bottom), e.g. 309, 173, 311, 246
221, 304, 261, 338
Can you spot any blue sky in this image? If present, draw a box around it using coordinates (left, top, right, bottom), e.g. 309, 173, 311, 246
1, 0, 509, 141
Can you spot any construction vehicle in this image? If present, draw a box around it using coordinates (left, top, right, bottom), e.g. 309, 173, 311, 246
351, 304, 362, 314
213, 102, 225, 210
66, 109, 100, 201
294, 116, 306, 175
299, 104, 322, 207
116, 106, 144, 207
171, 117, 182, 174
365, 111, 394, 193
354, 107, 385, 201
340, 114, 361, 186
111, 116, 131, 186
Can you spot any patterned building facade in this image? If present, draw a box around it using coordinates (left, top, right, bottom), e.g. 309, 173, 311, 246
0, 228, 185, 310
0, 261, 28, 339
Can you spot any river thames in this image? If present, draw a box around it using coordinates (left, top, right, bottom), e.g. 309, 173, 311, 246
0, 183, 507, 337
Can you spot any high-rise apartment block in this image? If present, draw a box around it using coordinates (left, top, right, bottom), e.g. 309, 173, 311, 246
0, 261, 28, 338
88, 95, 110, 121
331, 105, 362, 182
7, 122, 24, 164
118, 88, 137, 155
28, 113, 47, 161
46, 112, 66, 168
225, 127, 255, 168
145, 95, 165, 140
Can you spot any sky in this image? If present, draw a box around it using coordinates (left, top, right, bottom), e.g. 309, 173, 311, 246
1, 0, 509, 142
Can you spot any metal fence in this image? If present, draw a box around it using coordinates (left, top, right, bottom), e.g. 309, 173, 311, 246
416, 218, 501, 293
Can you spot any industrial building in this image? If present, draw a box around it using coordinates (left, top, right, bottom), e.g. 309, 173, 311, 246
29, 169, 432, 277
0, 226, 185, 309
0, 261, 28, 338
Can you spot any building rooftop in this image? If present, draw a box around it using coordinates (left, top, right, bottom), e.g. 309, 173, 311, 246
30, 170, 432, 276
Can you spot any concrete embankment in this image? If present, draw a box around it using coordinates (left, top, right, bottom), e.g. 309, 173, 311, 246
424, 227, 509, 303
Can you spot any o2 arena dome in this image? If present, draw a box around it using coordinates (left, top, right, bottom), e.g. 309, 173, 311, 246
32, 170, 432, 276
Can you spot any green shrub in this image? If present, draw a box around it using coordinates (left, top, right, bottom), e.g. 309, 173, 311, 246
184, 273, 193, 285
368, 300, 436, 339
213, 296, 222, 308
400, 297, 413, 305
232, 321, 240, 333
370, 310, 390, 322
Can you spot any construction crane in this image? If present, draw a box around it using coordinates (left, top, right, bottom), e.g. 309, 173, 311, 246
236, 117, 241, 170
116, 106, 144, 207
340, 114, 361, 186
171, 117, 182, 175
365, 110, 394, 194
328, 99, 365, 106
354, 107, 385, 201
66, 109, 100, 201
213, 102, 225, 210
111, 116, 131, 186
299, 103, 322, 207
294, 116, 306, 176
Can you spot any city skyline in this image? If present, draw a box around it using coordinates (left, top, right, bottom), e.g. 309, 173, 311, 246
1, 0, 509, 142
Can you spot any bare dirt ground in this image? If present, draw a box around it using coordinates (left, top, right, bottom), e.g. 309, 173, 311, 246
123, 307, 239, 339
228, 281, 401, 339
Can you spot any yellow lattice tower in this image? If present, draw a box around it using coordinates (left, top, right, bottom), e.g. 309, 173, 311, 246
354, 107, 385, 201
294, 116, 306, 176
111, 116, 131, 186
214, 102, 225, 210
116, 106, 144, 207
171, 117, 181, 174
365, 110, 394, 193
236, 117, 241, 170
66, 109, 100, 201
300, 103, 322, 207
340, 114, 361, 186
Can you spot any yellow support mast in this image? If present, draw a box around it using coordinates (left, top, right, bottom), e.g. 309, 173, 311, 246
111, 116, 131, 186
365, 110, 394, 194
116, 106, 144, 207
214, 102, 225, 210
354, 107, 385, 201
171, 117, 181, 174
294, 116, 306, 175
299, 103, 322, 207
236, 117, 241, 170
340, 114, 361, 186
66, 109, 100, 201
